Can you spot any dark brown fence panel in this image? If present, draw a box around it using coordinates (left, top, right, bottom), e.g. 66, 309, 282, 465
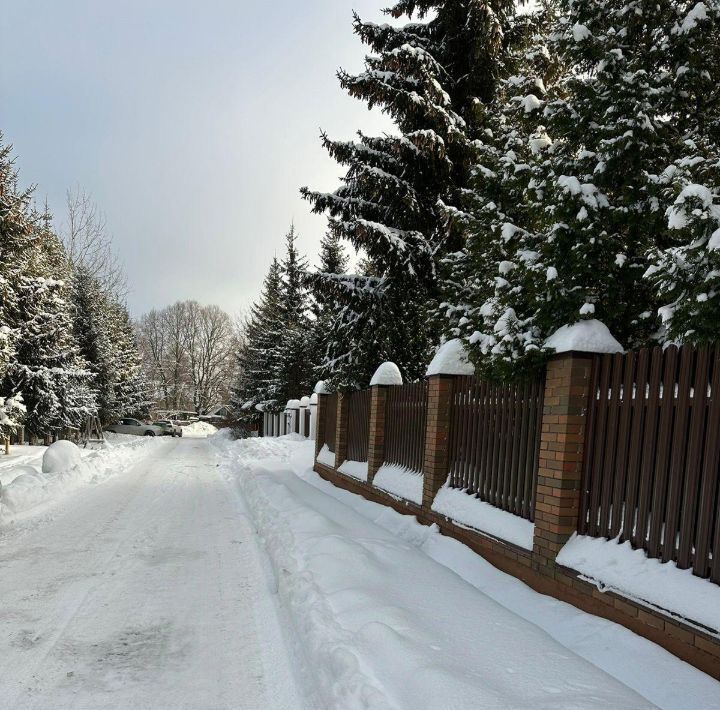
323, 393, 338, 453
347, 389, 370, 462
304, 408, 311, 438
580, 345, 720, 582
447, 376, 544, 521
383, 382, 428, 472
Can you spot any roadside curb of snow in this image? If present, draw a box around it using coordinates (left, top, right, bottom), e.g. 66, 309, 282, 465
233, 463, 396, 710
0, 437, 162, 523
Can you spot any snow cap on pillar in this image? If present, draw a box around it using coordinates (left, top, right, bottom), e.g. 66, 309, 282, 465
299, 396, 310, 407
309, 393, 318, 404
544, 319, 623, 354
426, 338, 475, 377
286, 399, 301, 409
314, 380, 330, 394
370, 361, 403, 386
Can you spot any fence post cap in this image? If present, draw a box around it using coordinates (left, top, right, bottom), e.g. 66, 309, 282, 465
299, 396, 310, 407
370, 361, 403, 386
310, 393, 318, 404
544, 319, 624, 355
286, 399, 301, 409
314, 380, 330, 394
426, 338, 475, 377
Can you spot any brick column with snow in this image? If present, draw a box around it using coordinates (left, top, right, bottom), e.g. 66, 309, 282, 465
532, 320, 623, 570
334, 392, 350, 469
313, 382, 329, 460
422, 340, 475, 509
367, 363, 403, 484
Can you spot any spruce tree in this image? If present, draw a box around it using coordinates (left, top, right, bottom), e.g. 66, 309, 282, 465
301, 0, 518, 387
231, 257, 285, 417
450, 0, 718, 376
645, 3, 720, 343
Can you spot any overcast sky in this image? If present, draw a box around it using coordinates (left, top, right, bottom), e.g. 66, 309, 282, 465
0, 0, 396, 317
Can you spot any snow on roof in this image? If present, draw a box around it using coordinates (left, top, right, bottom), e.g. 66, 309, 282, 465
299, 396, 310, 407
426, 339, 475, 377
544, 319, 623, 354
314, 380, 330, 394
370, 362, 403, 386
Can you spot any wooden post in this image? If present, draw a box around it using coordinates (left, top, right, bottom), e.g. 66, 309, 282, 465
422, 375, 455, 509
532, 352, 594, 570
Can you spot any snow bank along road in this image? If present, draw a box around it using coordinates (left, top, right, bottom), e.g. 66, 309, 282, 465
2, 434, 718, 709
0, 437, 303, 709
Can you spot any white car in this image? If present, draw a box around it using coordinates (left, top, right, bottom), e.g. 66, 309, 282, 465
105, 418, 164, 437
154, 420, 183, 437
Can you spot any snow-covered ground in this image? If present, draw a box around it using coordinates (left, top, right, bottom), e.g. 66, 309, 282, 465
2, 432, 717, 708
0, 437, 303, 709
214, 435, 720, 709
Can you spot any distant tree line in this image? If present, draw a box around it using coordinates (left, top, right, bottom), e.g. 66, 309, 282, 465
234, 0, 720, 425
136, 300, 239, 416
0, 135, 148, 438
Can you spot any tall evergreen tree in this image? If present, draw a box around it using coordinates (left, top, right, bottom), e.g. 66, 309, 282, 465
301, 0, 519, 388
231, 257, 285, 416
449, 0, 720, 376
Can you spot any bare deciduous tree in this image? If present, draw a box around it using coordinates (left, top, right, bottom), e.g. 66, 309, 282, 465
61, 186, 128, 299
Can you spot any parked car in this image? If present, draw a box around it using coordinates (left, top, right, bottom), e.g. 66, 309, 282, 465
105, 418, 164, 437
154, 420, 183, 437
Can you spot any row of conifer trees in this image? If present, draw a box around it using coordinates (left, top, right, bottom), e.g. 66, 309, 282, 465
0, 137, 148, 439
237, 0, 720, 416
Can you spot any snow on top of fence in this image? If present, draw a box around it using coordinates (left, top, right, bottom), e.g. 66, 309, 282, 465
299, 396, 310, 407
370, 362, 403, 386
544, 319, 623, 354
310, 393, 318, 405
314, 380, 330, 394
426, 338, 475, 377
286, 399, 301, 409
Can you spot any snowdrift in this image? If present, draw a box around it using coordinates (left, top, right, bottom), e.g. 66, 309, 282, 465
0, 437, 159, 521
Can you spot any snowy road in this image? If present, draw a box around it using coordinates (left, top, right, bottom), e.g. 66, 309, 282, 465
0, 438, 304, 710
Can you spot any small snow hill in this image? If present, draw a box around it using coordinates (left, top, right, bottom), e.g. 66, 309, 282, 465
182, 421, 218, 438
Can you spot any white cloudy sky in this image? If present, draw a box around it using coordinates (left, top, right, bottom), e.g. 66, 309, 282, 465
0, 0, 397, 316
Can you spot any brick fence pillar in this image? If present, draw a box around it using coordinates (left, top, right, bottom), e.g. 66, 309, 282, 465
367, 385, 388, 483
422, 374, 454, 509
314, 394, 327, 459
334, 392, 351, 467
533, 352, 594, 570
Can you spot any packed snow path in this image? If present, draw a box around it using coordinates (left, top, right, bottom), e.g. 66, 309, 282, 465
0, 438, 303, 709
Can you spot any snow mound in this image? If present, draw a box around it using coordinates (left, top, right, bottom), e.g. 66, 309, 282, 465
369, 362, 403, 386
545, 319, 623, 354
314, 380, 330, 394
373, 464, 423, 504
1, 436, 159, 521
426, 339, 474, 377
557, 534, 720, 633
432, 485, 534, 550
42, 440, 81, 474
182, 421, 218, 438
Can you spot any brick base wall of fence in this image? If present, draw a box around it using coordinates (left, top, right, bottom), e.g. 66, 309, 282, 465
312, 352, 720, 679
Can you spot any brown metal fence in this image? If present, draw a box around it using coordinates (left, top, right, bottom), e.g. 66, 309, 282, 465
448, 376, 544, 521
304, 408, 311, 438
323, 393, 338, 453
580, 345, 720, 582
347, 389, 370, 462
384, 382, 427, 472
